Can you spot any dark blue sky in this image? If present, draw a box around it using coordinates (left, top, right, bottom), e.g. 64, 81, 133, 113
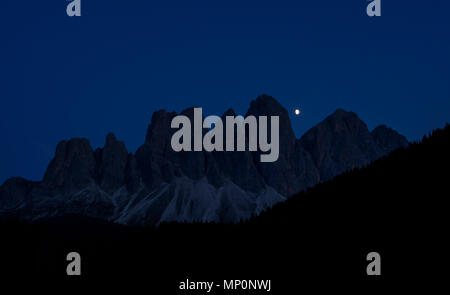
1, 0, 449, 184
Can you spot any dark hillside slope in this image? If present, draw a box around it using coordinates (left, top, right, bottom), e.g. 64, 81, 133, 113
1, 125, 448, 290
255, 124, 449, 229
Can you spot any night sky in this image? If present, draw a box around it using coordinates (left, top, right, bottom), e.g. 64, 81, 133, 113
1, 0, 449, 184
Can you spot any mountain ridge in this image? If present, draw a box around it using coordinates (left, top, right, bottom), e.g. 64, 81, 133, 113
1, 123, 447, 286
0, 95, 408, 225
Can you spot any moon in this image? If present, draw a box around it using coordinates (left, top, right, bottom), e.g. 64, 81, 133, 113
294, 109, 301, 116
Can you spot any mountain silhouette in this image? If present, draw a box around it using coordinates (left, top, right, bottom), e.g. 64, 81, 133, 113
0, 95, 408, 225
1, 122, 447, 287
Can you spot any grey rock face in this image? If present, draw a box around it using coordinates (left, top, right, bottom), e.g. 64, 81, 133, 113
371, 125, 409, 155
43, 138, 96, 191
212, 108, 265, 193
136, 110, 179, 188
124, 153, 141, 193
300, 109, 383, 182
0, 178, 34, 211
95, 133, 129, 193
0, 96, 409, 225
246, 95, 299, 196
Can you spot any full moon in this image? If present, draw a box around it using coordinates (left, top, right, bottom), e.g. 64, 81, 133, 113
294, 109, 301, 116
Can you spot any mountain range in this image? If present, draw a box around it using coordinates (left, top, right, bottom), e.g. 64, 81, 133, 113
0, 95, 408, 225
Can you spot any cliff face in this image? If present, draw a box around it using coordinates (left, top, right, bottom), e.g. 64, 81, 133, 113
299, 109, 407, 182
0, 95, 408, 225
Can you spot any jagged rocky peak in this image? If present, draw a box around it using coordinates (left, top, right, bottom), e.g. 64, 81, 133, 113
371, 125, 409, 154
137, 109, 180, 187
96, 133, 129, 193
301, 109, 375, 146
246, 94, 296, 147
136, 106, 207, 189
247, 94, 288, 115
0, 177, 34, 211
43, 138, 96, 190
105, 132, 121, 146
244, 95, 300, 196
321, 109, 370, 136
144, 109, 178, 148
222, 108, 236, 118
299, 109, 382, 182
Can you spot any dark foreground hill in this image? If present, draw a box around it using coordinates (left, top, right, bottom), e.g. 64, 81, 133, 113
1, 125, 448, 290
